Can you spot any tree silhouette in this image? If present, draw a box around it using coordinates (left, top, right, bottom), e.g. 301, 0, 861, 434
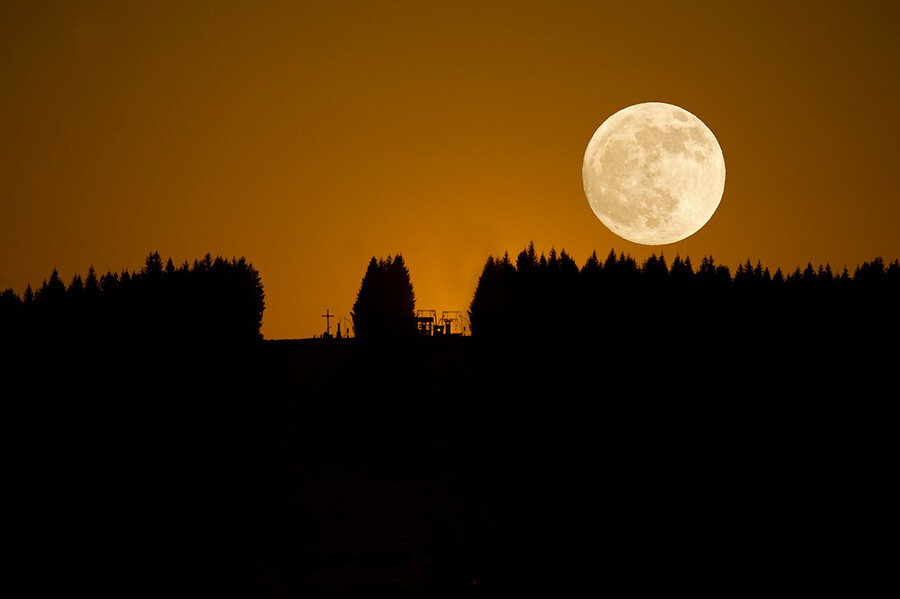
467, 244, 900, 354
468, 253, 515, 339
84, 266, 100, 300
36, 268, 66, 308
0, 252, 264, 350
351, 254, 416, 340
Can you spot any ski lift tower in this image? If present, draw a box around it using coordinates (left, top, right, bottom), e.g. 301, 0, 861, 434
415, 309, 437, 336
441, 311, 465, 336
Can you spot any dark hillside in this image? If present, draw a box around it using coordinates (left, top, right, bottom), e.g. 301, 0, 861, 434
4, 327, 892, 596
238, 330, 892, 596
3, 247, 894, 595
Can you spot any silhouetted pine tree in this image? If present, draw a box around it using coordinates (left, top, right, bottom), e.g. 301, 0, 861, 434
581, 250, 602, 278
36, 268, 66, 308
165, 258, 176, 277
352, 257, 381, 340
143, 251, 164, 281
0, 288, 22, 310
351, 254, 416, 340
387, 254, 416, 336
84, 266, 100, 300
533, 247, 578, 338
642, 253, 669, 285
469, 253, 515, 340
67, 274, 84, 300
669, 254, 694, 284
515, 241, 539, 274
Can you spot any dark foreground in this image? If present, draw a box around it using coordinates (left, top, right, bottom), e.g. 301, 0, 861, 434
6, 330, 893, 597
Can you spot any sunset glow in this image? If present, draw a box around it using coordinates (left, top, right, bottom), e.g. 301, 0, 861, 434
2, 1, 897, 339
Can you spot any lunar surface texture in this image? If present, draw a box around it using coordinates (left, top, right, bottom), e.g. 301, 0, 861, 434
582, 102, 726, 245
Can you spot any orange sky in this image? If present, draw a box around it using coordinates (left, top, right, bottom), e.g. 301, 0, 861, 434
2, 1, 898, 339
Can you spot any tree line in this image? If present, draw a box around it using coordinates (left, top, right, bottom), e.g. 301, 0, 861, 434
343, 244, 899, 350
1, 251, 265, 349
468, 242, 900, 344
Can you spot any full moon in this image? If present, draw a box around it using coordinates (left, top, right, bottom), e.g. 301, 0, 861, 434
582, 102, 726, 245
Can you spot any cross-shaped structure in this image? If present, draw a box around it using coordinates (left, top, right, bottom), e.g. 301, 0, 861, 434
321, 309, 334, 336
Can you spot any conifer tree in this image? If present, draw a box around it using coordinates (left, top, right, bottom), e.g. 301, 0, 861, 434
37, 268, 66, 307
85, 266, 100, 300
352, 254, 416, 340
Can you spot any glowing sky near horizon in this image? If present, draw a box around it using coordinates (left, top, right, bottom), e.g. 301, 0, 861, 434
2, 1, 898, 339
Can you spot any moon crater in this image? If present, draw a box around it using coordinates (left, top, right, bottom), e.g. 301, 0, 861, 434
583, 102, 726, 245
